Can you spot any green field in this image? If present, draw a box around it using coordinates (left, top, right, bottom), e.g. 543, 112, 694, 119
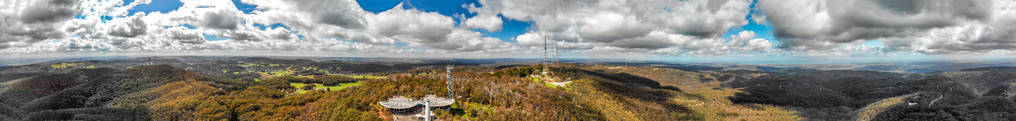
289, 82, 362, 94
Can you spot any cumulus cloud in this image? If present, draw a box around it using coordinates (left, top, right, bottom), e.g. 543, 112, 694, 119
165, 28, 204, 44
7, 0, 761, 56
463, 14, 503, 32
0, 0, 81, 49
515, 32, 545, 47
3, 0, 1014, 58
366, 6, 455, 44
19, 0, 80, 23
225, 31, 262, 41
202, 10, 241, 30
759, 0, 1012, 54
578, 12, 653, 42
474, 0, 753, 54
108, 14, 148, 37
290, 0, 366, 29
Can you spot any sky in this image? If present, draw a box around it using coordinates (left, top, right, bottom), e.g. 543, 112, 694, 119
0, 0, 1014, 64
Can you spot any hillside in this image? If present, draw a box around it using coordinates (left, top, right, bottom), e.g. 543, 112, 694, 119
0, 64, 695, 120
0, 65, 205, 120
722, 67, 1016, 121
133, 64, 710, 120
2, 59, 1016, 121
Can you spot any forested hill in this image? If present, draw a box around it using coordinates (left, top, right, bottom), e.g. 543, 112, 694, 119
725, 67, 1016, 121
2, 60, 1016, 120
0, 64, 723, 120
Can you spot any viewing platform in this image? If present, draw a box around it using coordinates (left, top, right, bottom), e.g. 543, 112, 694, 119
379, 95, 455, 121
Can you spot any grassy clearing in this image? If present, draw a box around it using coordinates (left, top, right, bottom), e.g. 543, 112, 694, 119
50, 62, 83, 70
289, 82, 362, 94
528, 75, 563, 88
544, 82, 557, 88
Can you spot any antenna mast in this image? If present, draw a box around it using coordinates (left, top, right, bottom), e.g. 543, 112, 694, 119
446, 63, 453, 98
624, 52, 629, 67
542, 33, 549, 75
543, 33, 548, 66
553, 37, 559, 67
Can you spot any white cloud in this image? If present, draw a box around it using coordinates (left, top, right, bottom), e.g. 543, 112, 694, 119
0, 0, 81, 49
472, 0, 755, 55
0, 0, 529, 57
164, 27, 203, 44
515, 32, 546, 47
108, 13, 148, 37
727, 31, 775, 52
4, 0, 1014, 58
463, 14, 503, 32
366, 6, 455, 44
5, 0, 761, 57
758, 0, 1014, 55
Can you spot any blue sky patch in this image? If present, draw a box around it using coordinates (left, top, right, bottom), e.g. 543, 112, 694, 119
100, 15, 113, 23
356, 0, 403, 13
203, 34, 227, 41
394, 42, 409, 47
862, 40, 886, 49
73, 14, 113, 23
253, 23, 290, 30
121, 0, 134, 6
252, 23, 267, 30
721, 0, 779, 46
163, 24, 197, 29
232, 0, 259, 14
357, 0, 524, 41
401, 0, 479, 24
127, 0, 183, 16
269, 23, 290, 30
74, 14, 86, 19
181, 24, 197, 29
358, 0, 479, 24
478, 16, 531, 42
